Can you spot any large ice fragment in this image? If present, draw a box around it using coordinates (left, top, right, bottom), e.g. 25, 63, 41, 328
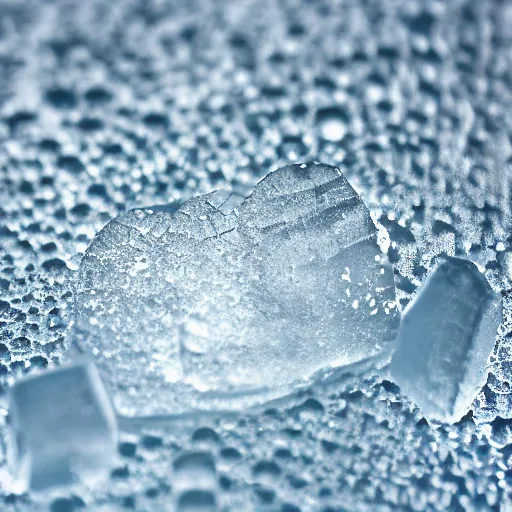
8, 360, 118, 492
74, 163, 399, 416
390, 256, 502, 423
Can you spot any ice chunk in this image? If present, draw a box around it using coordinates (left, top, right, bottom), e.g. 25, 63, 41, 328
8, 360, 118, 492
390, 256, 502, 423
74, 163, 399, 416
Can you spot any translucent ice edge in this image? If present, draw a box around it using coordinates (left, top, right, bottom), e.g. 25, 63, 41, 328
116, 349, 393, 432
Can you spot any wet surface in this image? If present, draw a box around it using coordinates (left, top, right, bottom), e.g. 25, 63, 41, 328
0, 0, 512, 510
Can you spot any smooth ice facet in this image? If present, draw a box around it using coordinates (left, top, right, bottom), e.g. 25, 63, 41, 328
74, 163, 399, 416
8, 360, 118, 492
390, 256, 502, 423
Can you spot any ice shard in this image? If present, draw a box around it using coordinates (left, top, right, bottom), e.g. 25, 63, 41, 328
8, 360, 118, 492
390, 256, 502, 423
74, 163, 399, 416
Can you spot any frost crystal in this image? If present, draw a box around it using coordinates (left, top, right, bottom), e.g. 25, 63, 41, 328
8, 360, 118, 492
390, 256, 502, 423
75, 163, 399, 416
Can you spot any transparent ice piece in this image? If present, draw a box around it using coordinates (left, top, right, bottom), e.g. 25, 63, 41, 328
390, 256, 502, 423
74, 163, 399, 416
8, 360, 118, 492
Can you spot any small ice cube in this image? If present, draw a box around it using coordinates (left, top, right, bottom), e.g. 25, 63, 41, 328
390, 256, 502, 423
173, 451, 217, 492
8, 360, 118, 492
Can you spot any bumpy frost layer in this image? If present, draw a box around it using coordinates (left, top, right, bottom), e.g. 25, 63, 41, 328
1, 0, 511, 509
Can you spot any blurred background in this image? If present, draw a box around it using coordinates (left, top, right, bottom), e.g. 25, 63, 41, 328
0, 0, 512, 510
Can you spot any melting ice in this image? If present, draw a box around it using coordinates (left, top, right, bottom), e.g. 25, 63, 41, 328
74, 163, 399, 416
390, 256, 502, 423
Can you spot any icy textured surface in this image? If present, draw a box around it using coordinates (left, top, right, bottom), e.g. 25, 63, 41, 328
75, 163, 398, 416
173, 451, 218, 511
7, 360, 117, 492
391, 257, 502, 423
1, 0, 512, 509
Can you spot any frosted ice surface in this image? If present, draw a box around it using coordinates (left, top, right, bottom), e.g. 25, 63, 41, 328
74, 163, 399, 416
390, 256, 502, 423
8, 360, 118, 492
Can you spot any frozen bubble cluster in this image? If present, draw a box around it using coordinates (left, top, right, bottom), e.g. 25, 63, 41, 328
75, 163, 398, 416
391, 257, 502, 423
172, 451, 218, 511
1, 0, 512, 509
8, 360, 117, 493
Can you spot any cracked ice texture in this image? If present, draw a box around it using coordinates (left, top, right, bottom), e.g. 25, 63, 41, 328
390, 256, 502, 423
74, 163, 399, 416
